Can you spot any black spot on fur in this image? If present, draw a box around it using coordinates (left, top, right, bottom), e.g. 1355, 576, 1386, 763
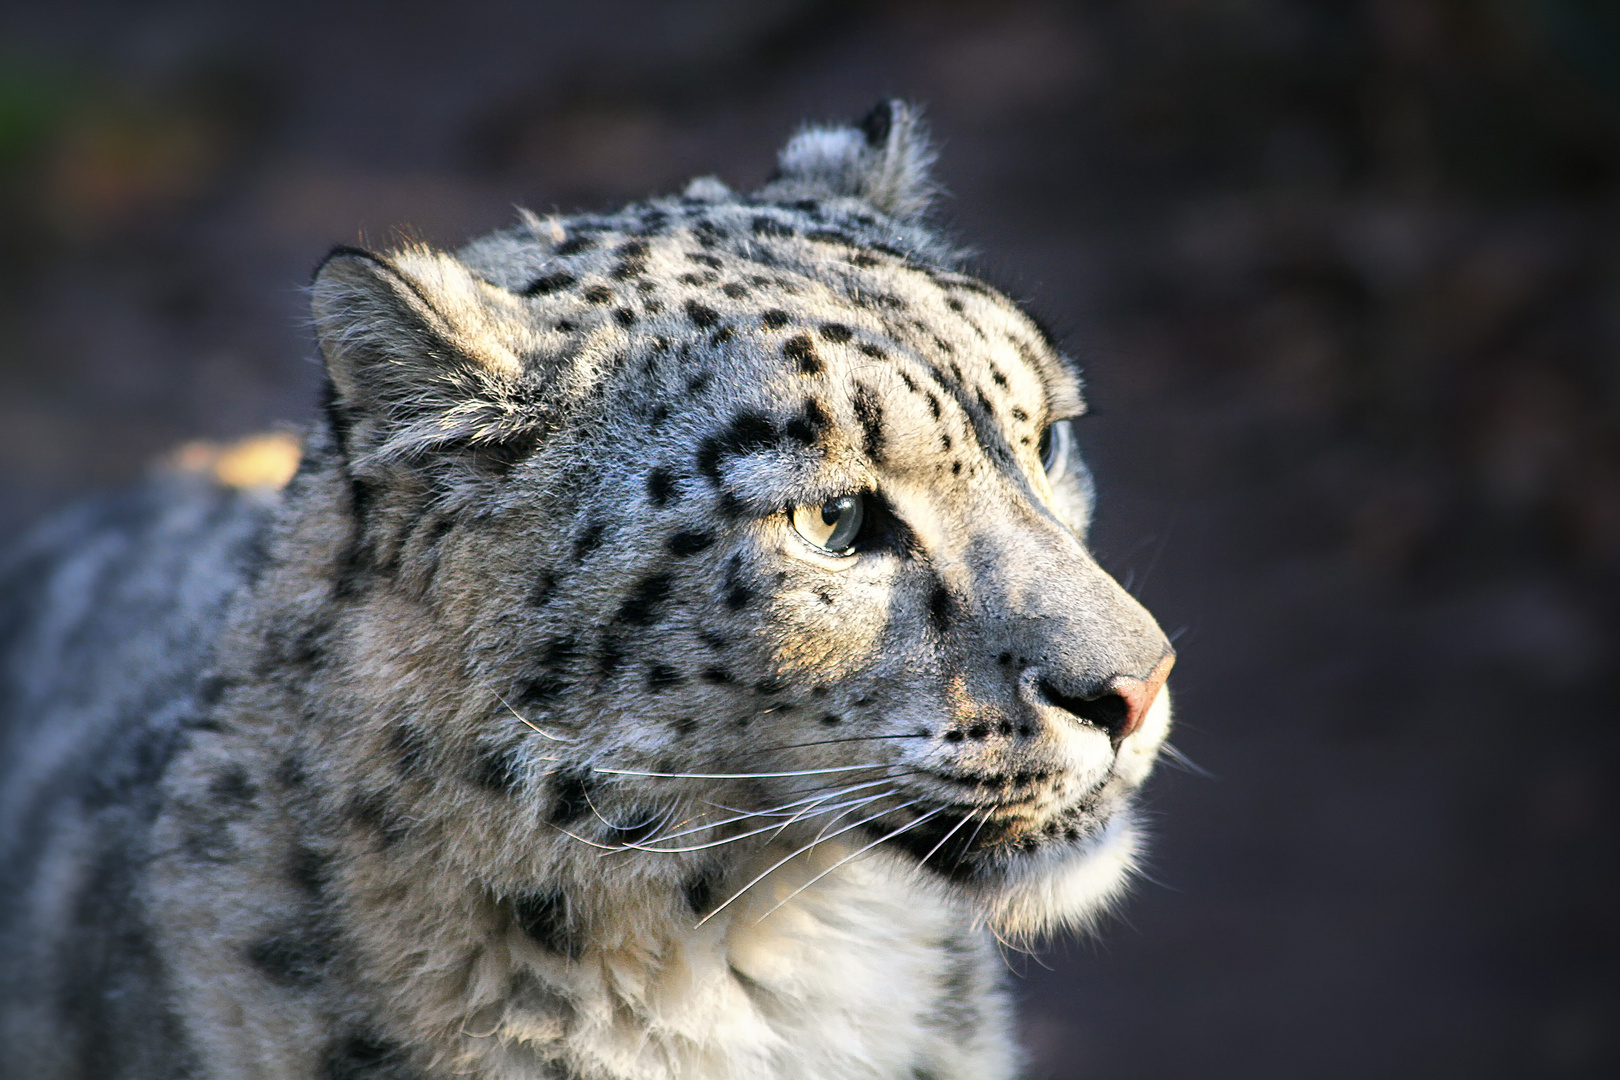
683, 868, 721, 915
247, 926, 335, 989
611, 259, 646, 280
530, 571, 559, 607
674, 717, 698, 736
514, 675, 568, 709
852, 384, 886, 460
597, 634, 625, 676
582, 284, 613, 304
346, 791, 411, 848
819, 323, 853, 343
646, 663, 684, 691
701, 666, 734, 684
820, 713, 843, 726
859, 100, 894, 147
687, 252, 722, 268
523, 272, 576, 296
287, 844, 329, 897
696, 411, 777, 480
754, 678, 788, 695
388, 723, 430, 778
928, 581, 954, 634
752, 215, 793, 237
721, 281, 749, 298
708, 326, 734, 346
686, 300, 719, 328
687, 371, 711, 395
573, 520, 607, 562
555, 318, 576, 332
782, 334, 820, 374
761, 308, 790, 329
207, 764, 258, 807
613, 306, 636, 326
669, 530, 714, 556
859, 343, 888, 360
783, 398, 829, 446
548, 768, 597, 825
646, 467, 678, 507
616, 572, 675, 625
542, 635, 579, 669
721, 555, 754, 610
513, 890, 581, 958
274, 753, 307, 789
554, 235, 594, 256
325, 1030, 417, 1080
807, 229, 857, 247
469, 744, 524, 796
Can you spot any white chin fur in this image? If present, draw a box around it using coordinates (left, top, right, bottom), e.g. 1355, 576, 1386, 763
973, 811, 1141, 938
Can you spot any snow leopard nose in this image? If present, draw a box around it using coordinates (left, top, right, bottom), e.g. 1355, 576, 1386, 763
1035, 651, 1174, 743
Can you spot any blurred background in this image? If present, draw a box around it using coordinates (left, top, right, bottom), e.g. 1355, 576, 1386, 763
2, 0, 1617, 1076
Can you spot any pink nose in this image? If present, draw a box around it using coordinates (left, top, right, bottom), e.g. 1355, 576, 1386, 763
1109, 653, 1175, 741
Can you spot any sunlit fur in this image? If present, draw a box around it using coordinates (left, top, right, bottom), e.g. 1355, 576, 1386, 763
0, 102, 1173, 1079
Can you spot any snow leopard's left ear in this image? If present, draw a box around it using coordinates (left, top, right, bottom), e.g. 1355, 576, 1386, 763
760, 100, 938, 220
311, 245, 549, 473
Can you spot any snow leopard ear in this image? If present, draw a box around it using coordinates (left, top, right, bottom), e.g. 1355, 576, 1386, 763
761, 99, 938, 220
311, 246, 546, 472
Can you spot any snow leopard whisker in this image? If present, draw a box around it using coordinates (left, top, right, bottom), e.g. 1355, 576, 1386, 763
591, 763, 894, 780
1160, 742, 1213, 778
726, 732, 932, 755
695, 780, 897, 819
609, 789, 900, 855
913, 806, 981, 872
694, 797, 921, 927
638, 779, 901, 844
754, 805, 951, 923
606, 786, 893, 853
494, 693, 576, 743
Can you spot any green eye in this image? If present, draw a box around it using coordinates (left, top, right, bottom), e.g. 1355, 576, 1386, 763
790, 495, 864, 555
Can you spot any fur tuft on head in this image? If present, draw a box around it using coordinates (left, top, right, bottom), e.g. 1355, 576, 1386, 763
762, 99, 939, 220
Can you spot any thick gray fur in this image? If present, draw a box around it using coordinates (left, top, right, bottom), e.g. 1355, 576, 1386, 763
0, 102, 1173, 1079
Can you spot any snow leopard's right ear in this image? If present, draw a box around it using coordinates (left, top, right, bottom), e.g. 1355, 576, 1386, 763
311, 246, 548, 473
759, 99, 938, 220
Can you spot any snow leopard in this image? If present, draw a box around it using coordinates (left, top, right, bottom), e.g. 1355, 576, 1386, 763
0, 101, 1174, 1080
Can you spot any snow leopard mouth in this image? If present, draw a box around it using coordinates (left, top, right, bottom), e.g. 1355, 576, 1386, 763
861, 785, 1123, 886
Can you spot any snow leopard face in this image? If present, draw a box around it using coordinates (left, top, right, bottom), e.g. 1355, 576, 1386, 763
309, 101, 1172, 936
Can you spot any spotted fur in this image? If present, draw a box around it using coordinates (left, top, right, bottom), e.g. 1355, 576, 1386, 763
0, 102, 1173, 1080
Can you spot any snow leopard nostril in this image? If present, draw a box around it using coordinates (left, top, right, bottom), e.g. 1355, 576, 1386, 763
1039, 680, 1129, 735
1038, 653, 1174, 742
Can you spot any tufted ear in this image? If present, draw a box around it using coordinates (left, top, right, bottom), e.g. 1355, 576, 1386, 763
761, 99, 938, 220
311, 246, 547, 472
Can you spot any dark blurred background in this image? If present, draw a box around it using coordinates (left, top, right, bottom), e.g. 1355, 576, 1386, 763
2, 1, 1617, 1076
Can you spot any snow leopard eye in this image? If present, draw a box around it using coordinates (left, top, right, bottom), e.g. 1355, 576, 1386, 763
790, 495, 865, 556
1038, 418, 1074, 483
